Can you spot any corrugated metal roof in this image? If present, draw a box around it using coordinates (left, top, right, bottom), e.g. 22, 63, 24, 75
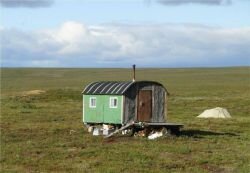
82, 81, 134, 95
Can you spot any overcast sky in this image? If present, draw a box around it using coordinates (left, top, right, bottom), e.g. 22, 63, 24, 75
1, 0, 250, 67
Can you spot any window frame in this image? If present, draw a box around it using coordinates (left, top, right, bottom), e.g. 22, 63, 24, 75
89, 97, 96, 108
109, 97, 118, 108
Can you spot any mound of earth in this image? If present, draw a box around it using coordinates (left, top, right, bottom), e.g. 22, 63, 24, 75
22, 90, 46, 96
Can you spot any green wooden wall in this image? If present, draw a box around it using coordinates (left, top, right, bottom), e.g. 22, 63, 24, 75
83, 95, 123, 124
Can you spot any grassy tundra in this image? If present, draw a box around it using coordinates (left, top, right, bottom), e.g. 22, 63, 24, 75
1, 67, 250, 173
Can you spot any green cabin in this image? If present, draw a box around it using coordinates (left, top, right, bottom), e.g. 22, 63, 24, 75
82, 81, 168, 126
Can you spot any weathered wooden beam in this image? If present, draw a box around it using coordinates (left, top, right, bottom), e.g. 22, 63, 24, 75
104, 121, 135, 138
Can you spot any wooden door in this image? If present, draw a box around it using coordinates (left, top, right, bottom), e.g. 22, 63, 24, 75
137, 90, 152, 122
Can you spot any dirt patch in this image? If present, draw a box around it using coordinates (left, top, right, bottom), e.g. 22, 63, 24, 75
22, 90, 46, 96
201, 163, 225, 173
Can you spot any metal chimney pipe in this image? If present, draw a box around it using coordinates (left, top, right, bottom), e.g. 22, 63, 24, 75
132, 64, 136, 82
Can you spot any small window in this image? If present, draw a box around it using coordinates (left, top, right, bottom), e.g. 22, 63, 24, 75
110, 97, 118, 108
89, 97, 96, 108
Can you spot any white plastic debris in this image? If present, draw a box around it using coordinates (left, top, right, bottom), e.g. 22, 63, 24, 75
69, 130, 76, 135
93, 128, 101, 136
102, 124, 114, 136
103, 129, 109, 136
148, 131, 163, 140
88, 126, 94, 133
103, 124, 109, 130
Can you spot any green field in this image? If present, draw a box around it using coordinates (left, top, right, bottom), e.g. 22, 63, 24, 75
1, 67, 250, 172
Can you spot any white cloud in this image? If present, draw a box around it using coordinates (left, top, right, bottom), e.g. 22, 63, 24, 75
1, 21, 250, 67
